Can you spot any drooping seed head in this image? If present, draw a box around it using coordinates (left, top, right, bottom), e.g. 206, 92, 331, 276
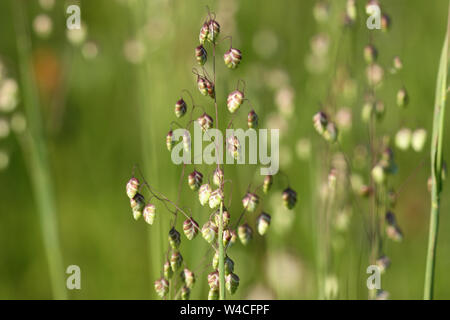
175, 98, 187, 118
263, 175, 273, 194
376, 255, 391, 273
207, 19, 220, 44
227, 90, 244, 113
199, 22, 209, 44
323, 122, 338, 143
313, 111, 328, 135
313, 1, 330, 23
393, 56, 403, 70
225, 273, 240, 295
130, 193, 145, 220
364, 44, 378, 64
256, 212, 271, 236
224, 48, 242, 69
197, 76, 209, 96
164, 260, 173, 279
366, 64, 384, 86
143, 203, 156, 225
183, 217, 199, 240
181, 286, 190, 300
207, 270, 220, 290
381, 13, 391, 32
395, 128, 412, 151
282, 187, 297, 209
182, 130, 191, 153
126, 177, 139, 199
346, 0, 357, 23
168, 227, 181, 249
223, 228, 233, 248
166, 130, 174, 151
195, 45, 207, 66
213, 168, 224, 186
371, 164, 386, 185
386, 224, 403, 242
188, 170, 203, 191
411, 128, 427, 152
242, 192, 259, 212
209, 188, 224, 209
359, 185, 373, 197
238, 223, 253, 245
170, 250, 183, 272
374, 100, 385, 120
198, 183, 212, 206
208, 288, 219, 300
180, 268, 195, 289
396, 87, 408, 107
154, 277, 169, 298
214, 208, 230, 229
197, 113, 214, 132
201, 220, 218, 244
227, 135, 241, 160
247, 109, 258, 128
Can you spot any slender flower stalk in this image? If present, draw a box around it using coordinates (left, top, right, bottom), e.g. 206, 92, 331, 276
424, 3, 450, 300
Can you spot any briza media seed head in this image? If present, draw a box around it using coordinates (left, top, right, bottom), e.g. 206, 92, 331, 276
199, 22, 209, 44
411, 128, 427, 152
393, 56, 403, 70
263, 175, 273, 194
214, 208, 230, 228
371, 164, 386, 185
375, 100, 385, 119
256, 212, 271, 236
364, 45, 378, 64
376, 255, 391, 273
154, 277, 169, 298
181, 286, 190, 300
143, 203, 156, 225
208, 288, 219, 300
224, 48, 242, 69
168, 227, 181, 249
242, 192, 259, 212
213, 168, 224, 186
226, 273, 240, 295
180, 268, 195, 289
207, 19, 220, 44
313, 111, 328, 135
223, 228, 236, 248
282, 187, 297, 209
209, 188, 224, 209
313, 1, 330, 23
197, 113, 213, 132
323, 122, 338, 143
212, 253, 234, 274
188, 170, 203, 191
195, 45, 207, 66
126, 177, 139, 199
395, 128, 412, 151
182, 130, 191, 152
346, 0, 357, 23
397, 87, 408, 107
247, 109, 258, 128
170, 250, 183, 272
227, 90, 244, 113
381, 14, 391, 32
238, 223, 253, 245
130, 193, 145, 220
197, 76, 215, 98
164, 260, 173, 279
175, 98, 187, 118
227, 135, 241, 160
386, 224, 403, 242
166, 130, 174, 151
199, 183, 212, 206
202, 220, 218, 244
207, 270, 220, 290
359, 185, 373, 197
183, 217, 199, 240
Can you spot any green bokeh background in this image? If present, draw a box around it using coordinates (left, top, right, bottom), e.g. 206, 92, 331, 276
0, 0, 450, 299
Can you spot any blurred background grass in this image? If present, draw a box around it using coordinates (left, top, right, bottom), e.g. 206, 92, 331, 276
0, 0, 450, 299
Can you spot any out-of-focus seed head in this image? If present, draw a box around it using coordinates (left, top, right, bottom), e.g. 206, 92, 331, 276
411, 128, 427, 152
207, 270, 220, 290
323, 122, 338, 143
214, 208, 230, 229
166, 130, 175, 151
168, 227, 181, 249
126, 177, 139, 199
282, 187, 297, 209
143, 203, 156, 225
397, 87, 408, 107
224, 48, 242, 69
393, 56, 403, 70
361, 102, 374, 123
247, 109, 258, 128
154, 277, 169, 298
180, 268, 195, 289
202, 220, 218, 244
242, 192, 259, 212
188, 170, 203, 191
313, 1, 330, 23
181, 286, 190, 300
207, 19, 220, 44
313, 111, 328, 135
364, 45, 378, 64
374, 100, 385, 120
226, 273, 240, 295
227, 135, 241, 160
385, 211, 397, 226
199, 22, 209, 45
130, 193, 145, 220
212, 251, 219, 269
209, 189, 224, 209
183, 217, 199, 240
263, 175, 273, 194
386, 224, 403, 242
170, 250, 183, 272
376, 290, 390, 300
376, 255, 391, 273
164, 260, 173, 279
346, 0, 357, 23
256, 212, 271, 236
371, 164, 386, 185
395, 128, 412, 151
366, 64, 384, 87
195, 45, 207, 66
213, 168, 224, 186
238, 223, 253, 245
365, 0, 380, 15
199, 183, 212, 206
227, 90, 244, 113
208, 288, 219, 300
381, 14, 391, 32
197, 113, 214, 132
175, 98, 187, 118
359, 185, 373, 197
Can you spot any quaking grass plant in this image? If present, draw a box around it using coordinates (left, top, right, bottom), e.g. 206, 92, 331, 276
126, 8, 297, 300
